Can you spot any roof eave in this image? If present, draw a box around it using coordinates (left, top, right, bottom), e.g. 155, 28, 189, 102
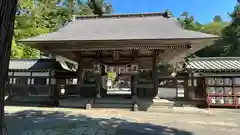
17, 36, 220, 44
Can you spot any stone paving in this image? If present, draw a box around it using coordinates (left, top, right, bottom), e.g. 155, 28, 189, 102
3, 106, 240, 135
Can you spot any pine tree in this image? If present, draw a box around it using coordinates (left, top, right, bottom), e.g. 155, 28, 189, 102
221, 3, 240, 56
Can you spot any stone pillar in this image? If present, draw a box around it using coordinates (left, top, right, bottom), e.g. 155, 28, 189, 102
152, 51, 159, 99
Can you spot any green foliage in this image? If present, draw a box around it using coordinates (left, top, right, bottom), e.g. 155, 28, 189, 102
219, 4, 240, 56
88, 0, 113, 15
175, 11, 230, 57
213, 15, 222, 22
13, 0, 71, 59
13, 0, 112, 59
178, 12, 203, 31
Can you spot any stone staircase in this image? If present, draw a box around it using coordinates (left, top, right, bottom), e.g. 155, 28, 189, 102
93, 98, 133, 110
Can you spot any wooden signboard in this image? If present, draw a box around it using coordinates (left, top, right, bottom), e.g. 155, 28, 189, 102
104, 64, 139, 74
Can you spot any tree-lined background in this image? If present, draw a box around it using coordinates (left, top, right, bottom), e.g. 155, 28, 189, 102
13, 0, 240, 59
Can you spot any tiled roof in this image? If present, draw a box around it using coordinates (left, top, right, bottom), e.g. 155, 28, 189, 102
19, 12, 218, 42
9, 59, 65, 71
186, 57, 240, 72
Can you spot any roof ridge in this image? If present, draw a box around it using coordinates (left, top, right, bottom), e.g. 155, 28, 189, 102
74, 12, 167, 20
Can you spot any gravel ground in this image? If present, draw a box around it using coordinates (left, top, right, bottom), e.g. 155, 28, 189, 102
3, 106, 240, 135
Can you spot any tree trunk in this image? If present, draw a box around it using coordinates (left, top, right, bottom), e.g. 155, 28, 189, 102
0, 0, 18, 135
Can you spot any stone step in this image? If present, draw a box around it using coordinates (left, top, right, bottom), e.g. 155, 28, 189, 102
146, 107, 174, 112
93, 98, 133, 109
58, 98, 90, 108
93, 103, 132, 109
94, 99, 133, 104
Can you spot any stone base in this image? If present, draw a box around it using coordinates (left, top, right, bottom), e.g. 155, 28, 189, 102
132, 104, 138, 111
0, 127, 8, 135
85, 103, 92, 110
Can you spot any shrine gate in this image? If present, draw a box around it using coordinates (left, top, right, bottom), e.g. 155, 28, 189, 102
18, 12, 218, 110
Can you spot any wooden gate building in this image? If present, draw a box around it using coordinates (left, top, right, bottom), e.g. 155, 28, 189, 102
17, 12, 218, 110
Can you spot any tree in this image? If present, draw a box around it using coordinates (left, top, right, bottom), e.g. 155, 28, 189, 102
0, 0, 18, 134
213, 15, 222, 22
194, 19, 228, 57
88, 0, 113, 15
178, 12, 203, 31
13, 0, 73, 58
218, 3, 240, 56
177, 12, 229, 57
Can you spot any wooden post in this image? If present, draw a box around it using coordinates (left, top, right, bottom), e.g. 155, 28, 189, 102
0, 0, 18, 134
184, 75, 190, 100
77, 59, 84, 85
76, 54, 84, 96
152, 50, 159, 98
131, 71, 138, 111
96, 73, 101, 98
131, 74, 137, 97
93, 64, 101, 98
96, 51, 102, 98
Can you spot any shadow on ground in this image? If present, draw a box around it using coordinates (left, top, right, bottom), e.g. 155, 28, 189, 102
5, 109, 193, 135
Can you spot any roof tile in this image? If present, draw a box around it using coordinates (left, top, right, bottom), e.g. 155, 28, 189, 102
186, 57, 240, 71
19, 12, 218, 42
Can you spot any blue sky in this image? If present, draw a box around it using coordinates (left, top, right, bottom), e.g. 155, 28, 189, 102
105, 0, 237, 24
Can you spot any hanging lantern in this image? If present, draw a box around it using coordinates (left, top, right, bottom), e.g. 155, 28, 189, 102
119, 66, 126, 74
93, 64, 101, 73
132, 64, 139, 73
105, 65, 114, 72
60, 85, 66, 95
126, 65, 133, 73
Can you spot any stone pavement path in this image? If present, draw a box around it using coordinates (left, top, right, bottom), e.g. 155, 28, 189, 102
4, 106, 240, 135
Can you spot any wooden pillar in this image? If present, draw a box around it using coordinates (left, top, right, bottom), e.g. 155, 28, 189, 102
95, 51, 103, 98
77, 59, 84, 85
184, 75, 190, 100
93, 64, 101, 98
131, 50, 138, 99
95, 72, 101, 98
131, 74, 137, 97
152, 50, 159, 99
76, 54, 85, 97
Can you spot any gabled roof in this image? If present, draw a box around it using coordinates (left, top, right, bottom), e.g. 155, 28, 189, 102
19, 12, 218, 42
186, 57, 240, 72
